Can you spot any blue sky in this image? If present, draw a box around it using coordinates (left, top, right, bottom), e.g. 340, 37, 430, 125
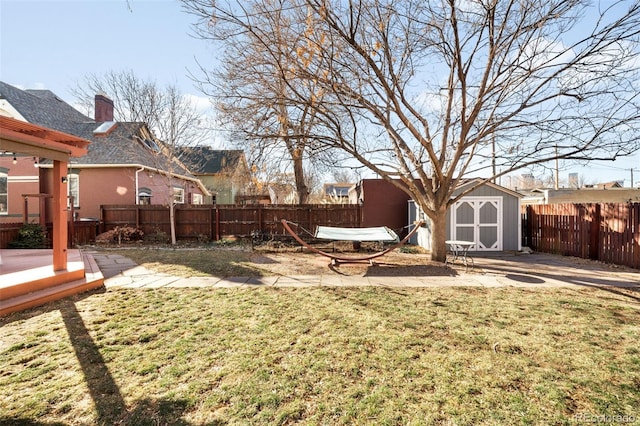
0, 0, 215, 111
1, 0, 639, 186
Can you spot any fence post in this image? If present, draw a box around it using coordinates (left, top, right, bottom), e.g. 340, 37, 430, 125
525, 205, 533, 248
589, 204, 601, 260
629, 203, 640, 269
209, 205, 214, 241
215, 205, 220, 241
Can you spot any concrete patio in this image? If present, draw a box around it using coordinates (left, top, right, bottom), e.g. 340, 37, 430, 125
87, 251, 639, 291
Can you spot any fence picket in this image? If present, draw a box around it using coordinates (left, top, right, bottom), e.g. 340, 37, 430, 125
523, 202, 639, 269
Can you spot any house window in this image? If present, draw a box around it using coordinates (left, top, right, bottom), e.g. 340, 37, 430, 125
192, 193, 203, 205
0, 169, 7, 214
173, 187, 185, 204
138, 187, 152, 205
67, 173, 79, 208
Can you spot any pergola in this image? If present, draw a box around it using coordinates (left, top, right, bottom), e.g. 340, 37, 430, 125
0, 116, 89, 271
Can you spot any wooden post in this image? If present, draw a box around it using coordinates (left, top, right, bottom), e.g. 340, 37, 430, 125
589, 204, 601, 261
209, 205, 214, 241
39, 195, 47, 230
69, 196, 75, 247
629, 203, 640, 269
23, 196, 28, 224
52, 160, 68, 271
215, 205, 220, 241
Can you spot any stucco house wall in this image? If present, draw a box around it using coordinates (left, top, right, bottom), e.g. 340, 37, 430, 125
0, 156, 40, 222
0, 81, 209, 225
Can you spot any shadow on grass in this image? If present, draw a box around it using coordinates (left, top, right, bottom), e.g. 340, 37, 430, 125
0, 288, 106, 326
58, 300, 193, 425
0, 418, 67, 426
475, 254, 640, 302
96, 248, 269, 278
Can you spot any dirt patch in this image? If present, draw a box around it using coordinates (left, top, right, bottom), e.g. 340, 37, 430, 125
249, 244, 458, 276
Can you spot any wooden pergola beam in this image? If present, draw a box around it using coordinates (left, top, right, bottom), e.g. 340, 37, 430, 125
1, 116, 89, 272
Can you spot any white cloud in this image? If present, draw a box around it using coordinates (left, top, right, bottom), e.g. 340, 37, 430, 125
186, 93, 214, 115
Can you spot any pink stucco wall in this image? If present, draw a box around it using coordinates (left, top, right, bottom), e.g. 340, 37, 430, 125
41, 167, 205, 220
1, 161, 205, 223
0, 157, 41, 223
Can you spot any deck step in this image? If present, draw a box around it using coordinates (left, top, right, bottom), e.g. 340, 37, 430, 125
0, 253, 104, 316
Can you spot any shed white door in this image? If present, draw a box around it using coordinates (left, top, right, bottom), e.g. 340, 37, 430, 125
450, 197, 502, 251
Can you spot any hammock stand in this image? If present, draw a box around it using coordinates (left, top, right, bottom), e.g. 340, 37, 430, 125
281, 219, 424, 265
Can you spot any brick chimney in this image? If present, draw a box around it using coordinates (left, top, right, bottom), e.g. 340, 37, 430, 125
94, 94, 114, 122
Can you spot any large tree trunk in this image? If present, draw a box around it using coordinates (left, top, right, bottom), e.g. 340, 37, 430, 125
430, 207, 449, 263
292, 154, 309, 204
169, 203, 177, 245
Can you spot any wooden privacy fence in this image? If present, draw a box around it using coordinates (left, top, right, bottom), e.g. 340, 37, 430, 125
100, 204, 362, 241
522, 203, 640, 269
0, 220, 99, 249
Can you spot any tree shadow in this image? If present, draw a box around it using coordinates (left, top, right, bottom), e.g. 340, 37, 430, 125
475, 254, 640, 302
364, 263, 458, 277
504, 273, 546, 284
58, 300, 192, 425
0, 418, 67, 426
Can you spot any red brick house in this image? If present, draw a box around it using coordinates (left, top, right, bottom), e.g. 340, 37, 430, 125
0, 81, 208, 223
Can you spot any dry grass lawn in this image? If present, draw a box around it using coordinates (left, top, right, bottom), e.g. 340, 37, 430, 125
2, 275, 639, 424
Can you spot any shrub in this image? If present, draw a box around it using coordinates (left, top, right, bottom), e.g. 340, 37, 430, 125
8, 223, 50, 249
144, 226, 170, 244
95, 225, 144, 245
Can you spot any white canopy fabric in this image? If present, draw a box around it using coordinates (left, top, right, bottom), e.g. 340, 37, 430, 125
315, 225, 399, 242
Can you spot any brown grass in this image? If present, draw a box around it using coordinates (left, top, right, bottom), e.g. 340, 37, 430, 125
1, 283, 638, 425
92, 243, 453, 278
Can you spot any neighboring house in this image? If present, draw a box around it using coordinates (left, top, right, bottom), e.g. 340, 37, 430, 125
323, 183, 353, 203
520, 186, 640, 205
177, 147, 250, 204
267, 182, 297, 204
590, 181, 624, 189
0, 81, 208, 223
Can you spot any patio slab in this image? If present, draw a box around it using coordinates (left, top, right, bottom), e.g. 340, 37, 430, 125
85, 251, 639, 291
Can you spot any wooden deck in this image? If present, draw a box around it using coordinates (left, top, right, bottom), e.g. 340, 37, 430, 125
0, 249, 104, 316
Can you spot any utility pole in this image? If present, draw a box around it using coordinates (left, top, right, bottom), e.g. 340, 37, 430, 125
631, 168, 634, 188
554, 145, 559, 190
491, 134, 496, 183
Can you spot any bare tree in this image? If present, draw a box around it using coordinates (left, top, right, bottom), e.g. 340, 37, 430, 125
182, 0, 640, 261
186, 1, 345, 203
72, 70, 210, 244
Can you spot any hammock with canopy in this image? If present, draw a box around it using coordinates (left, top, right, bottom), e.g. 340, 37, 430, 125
281, 219, 424, 265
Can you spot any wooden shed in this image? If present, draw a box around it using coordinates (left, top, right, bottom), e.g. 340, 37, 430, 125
409, 179, 523, 252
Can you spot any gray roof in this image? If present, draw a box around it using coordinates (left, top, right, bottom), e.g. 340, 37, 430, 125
177, 147, 246, 175
0, 82, 93, 132
0, 81, 193, 176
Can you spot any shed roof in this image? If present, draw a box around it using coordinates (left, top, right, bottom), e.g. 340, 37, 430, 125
455, 178, 523, 198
